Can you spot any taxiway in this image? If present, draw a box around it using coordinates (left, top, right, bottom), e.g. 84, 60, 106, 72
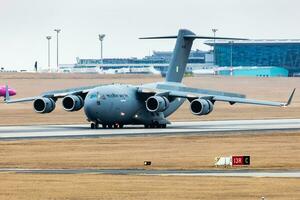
0, 168, 299, 178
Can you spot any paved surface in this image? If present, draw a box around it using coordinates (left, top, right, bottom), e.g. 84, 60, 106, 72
1, 119, 300, 140
0, 168, 300, 178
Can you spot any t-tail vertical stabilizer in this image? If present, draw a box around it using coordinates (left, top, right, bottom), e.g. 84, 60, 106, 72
166, 29, 196, 83
140, 29, 248, 83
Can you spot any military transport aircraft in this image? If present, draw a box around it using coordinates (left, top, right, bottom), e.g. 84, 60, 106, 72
4, 29, 295, 129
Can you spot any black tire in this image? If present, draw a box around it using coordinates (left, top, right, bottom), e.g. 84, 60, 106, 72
150, 124, 155, 128
154, 122, 160, 128
91, 123, 95, 129
108, 124, 113, 129
102, 124, 107, 129
113, 124, 118, 129
162, 124, 167, 128
144, 124, 150, 128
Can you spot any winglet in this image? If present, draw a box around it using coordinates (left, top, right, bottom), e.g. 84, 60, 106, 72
282, 88, 296, 107
4, 84, 10, 102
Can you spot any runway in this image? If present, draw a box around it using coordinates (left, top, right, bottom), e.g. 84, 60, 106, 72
1, 119, 300, 140
0, 168, 300, 178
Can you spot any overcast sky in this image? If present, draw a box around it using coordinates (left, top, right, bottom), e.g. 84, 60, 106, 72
1, 0, 300, 70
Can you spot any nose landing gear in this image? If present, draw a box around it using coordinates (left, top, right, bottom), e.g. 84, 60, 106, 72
144, 123, 167, 129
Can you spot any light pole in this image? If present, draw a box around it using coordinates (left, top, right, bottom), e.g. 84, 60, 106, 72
229, 41, 234, 67
54, 29, 61, 72
212, 28, 218, 66
46, 36, 52, 72
98, 34, 105, 65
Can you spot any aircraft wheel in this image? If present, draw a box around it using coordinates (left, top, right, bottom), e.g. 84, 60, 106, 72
91, 123, 95, 129
113, 124, 122, 129
154, 122, 160, 128
144, 124, 150, 128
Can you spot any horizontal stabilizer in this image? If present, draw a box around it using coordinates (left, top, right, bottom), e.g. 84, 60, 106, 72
139, 36, 177, 39
140, 35, 248, 41
183, 35, 248, 40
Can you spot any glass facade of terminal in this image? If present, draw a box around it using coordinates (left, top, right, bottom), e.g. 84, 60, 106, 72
77, 49, 206, 65
212, 42, 300, 75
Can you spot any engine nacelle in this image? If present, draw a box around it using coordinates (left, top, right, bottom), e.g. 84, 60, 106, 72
190, 99, 213, 116
33, 98, 56, 114
62, 95, 84, 112
146, 96, 169, 112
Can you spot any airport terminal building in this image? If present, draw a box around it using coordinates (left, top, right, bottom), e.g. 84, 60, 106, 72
59, 50, 214, 74
205, 40, 300, 76
58, 40, 300, 77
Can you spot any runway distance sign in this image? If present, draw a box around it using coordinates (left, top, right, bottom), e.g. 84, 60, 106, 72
232, 156, 250, 166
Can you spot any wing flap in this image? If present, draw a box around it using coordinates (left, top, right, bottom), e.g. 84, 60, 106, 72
5, 84, 103, 104
5, 97, 39, 104
212, 88, 296, 107
41, 84, 103, 97
156, 84, 246, 98
138, 84, 295, 107
212, 96, 285, 107
138, 84, 245, 99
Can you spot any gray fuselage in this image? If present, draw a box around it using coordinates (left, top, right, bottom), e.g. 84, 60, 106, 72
84, 82, 185, 125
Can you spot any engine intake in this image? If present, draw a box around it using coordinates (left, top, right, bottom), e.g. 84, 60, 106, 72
33, 98, 56, 114
190, 99, 213, 116
62, 95, 84, 112
146, 96, 169, 112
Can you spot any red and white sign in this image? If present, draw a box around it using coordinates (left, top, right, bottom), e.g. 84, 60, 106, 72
232, 156, 250, 166
232, 156, 244, 165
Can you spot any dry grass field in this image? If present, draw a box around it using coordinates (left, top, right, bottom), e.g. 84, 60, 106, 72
0, 73, 299, 125
1, 133, 299, 170
0, 173, 299, 200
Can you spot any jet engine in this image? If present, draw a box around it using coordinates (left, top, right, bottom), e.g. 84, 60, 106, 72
33, 98, 56, 114
146, 96, 169, 112
62, 95, 84, 112
190, 98, 213, 116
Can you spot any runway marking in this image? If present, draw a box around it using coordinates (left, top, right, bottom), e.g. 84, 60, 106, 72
0, 168, 299, 178
0, 119, 300, 140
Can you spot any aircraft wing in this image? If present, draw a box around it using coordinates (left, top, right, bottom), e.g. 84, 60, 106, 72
5, 84, 103, 103
137, 84, 296, 107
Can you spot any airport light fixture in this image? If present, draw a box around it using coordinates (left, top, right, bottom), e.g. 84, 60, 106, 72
212, 28, 218, 65
98, 34, 106, 65
54, 29, 61, 72
46, 36, 52, 72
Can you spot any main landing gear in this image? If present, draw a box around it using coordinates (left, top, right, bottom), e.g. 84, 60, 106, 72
90, 122, 124, 129
144, 123, 167, 129
90, 122, 166, 129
